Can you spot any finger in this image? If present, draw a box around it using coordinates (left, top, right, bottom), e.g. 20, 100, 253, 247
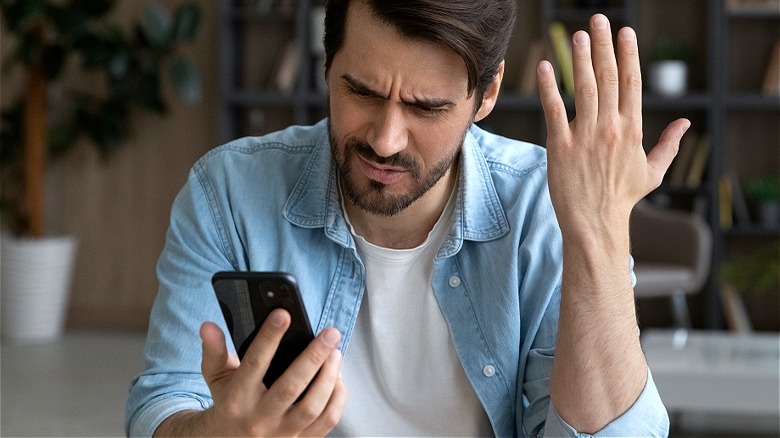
264, 328, 342, 415
537, 60, 570, 145
284, 348, 343, 431
301, 376, 348, 437
646, 118, 692, 189
617, 27, 642, 123
571, 30, 598, 122
233, 308, 290, 391
589, 14, 619, 116
200, 322, 240, 386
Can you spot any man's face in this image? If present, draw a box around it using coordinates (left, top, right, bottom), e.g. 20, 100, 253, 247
326, 1, 482, 217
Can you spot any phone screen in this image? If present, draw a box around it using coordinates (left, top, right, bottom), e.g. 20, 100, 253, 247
212, 272, 314, 389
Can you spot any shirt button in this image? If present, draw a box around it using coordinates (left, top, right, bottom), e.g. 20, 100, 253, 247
483, 365, 496, 377
448, 275, 461, 288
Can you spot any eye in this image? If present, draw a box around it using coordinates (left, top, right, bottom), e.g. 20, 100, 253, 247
346, 85, 374, 98
418, 106, 447, 116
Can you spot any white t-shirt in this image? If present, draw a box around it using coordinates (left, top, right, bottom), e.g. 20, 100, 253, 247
333, 190, 493, 437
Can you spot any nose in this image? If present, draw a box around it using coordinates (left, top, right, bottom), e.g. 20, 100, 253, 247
367, 102, 408, 157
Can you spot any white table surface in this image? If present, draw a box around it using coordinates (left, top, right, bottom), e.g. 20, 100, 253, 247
1, 331, 147, 437
642, 329, 780, 416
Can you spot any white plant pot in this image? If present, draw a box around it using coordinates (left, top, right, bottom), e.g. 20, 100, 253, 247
649, 60, 688, 97
1, 234, 77, 344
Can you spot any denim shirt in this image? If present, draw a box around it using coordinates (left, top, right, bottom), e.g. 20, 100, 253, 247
126, 120, 669, 437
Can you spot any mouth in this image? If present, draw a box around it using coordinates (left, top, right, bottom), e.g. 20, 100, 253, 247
356, 156, 409, 185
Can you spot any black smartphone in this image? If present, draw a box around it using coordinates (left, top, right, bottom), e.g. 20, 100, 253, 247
211, 271, 315, 389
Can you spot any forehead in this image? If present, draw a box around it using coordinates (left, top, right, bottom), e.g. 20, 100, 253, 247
334, 1, 470, 99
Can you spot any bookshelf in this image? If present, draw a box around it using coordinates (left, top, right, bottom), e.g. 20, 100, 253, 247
218, 0, 780, 329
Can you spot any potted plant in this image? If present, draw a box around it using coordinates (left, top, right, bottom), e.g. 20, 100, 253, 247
720, 243, 780, 332
745, 175, 780, 226
0, 0, 201, 343
648, 36, 692, 97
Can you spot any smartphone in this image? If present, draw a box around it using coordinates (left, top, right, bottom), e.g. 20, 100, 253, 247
211, 271, 315, 389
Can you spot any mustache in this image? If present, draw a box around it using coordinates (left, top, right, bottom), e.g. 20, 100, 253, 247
346, 138, 420, 173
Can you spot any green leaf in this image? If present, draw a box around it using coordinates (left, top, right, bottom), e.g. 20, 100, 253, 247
49, 6, 89, 40
173, 3, 201, 41
48, 123, 78, 158
42, 44, 66, 80
1, 0, 46, 33
141, 2, 173, 51
16, 32, 42, 65
139, 67, 167, 113
0, 105, 23, 165
170, 57, 202, 104
108, 49, 133, 79
77, 33, 112, 68
71, 0, 115, 18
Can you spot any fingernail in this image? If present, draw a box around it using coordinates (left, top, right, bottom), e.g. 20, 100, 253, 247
593, 14, 608, 30
538, 61, 552, 73
269, 311, 285, 327
328, 348, 342, 364
322, 329, 340, 347
621, 27, 636, 41
574, 32, 589, 46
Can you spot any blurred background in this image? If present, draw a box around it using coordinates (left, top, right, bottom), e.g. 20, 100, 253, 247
1, 0, 778, 436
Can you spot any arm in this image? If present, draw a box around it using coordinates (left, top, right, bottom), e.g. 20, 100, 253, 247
536, 14, 690, 433
126, 167, 346, 437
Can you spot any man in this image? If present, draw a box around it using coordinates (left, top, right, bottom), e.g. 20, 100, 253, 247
127, 0, 689, 436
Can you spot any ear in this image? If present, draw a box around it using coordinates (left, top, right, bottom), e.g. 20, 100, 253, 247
474, 61, 504, 122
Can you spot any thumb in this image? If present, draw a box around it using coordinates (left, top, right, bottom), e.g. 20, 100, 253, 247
200, 322, 239, 385
646, 118, 692, 188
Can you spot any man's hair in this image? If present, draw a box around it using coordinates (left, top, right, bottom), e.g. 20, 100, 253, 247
323, 0, 517, 102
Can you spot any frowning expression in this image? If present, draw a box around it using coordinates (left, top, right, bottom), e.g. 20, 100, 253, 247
326, 1, 494, 216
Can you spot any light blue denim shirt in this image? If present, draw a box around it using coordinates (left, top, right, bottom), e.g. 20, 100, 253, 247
126, 119, 668, 437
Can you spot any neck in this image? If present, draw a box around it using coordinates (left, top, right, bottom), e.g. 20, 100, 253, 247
344, 166, 458, 249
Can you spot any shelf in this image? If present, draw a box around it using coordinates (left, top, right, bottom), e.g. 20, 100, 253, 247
227, 6, 296, 22
553, 7, 628, 23
726, 225, 780, 237
227, 90, 327, 107
726, 7, 780, 20
724, 93, 780, 111
494, 94, 542, 111
497, 93, 714, 112
642, 93, 712, 111
228, 90, 300, 106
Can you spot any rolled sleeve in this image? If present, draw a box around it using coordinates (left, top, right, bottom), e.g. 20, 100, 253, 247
543, 368, 669, 437
127, 392, 210, 437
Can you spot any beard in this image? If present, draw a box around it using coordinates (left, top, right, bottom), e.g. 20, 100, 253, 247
328, 121, 464, 217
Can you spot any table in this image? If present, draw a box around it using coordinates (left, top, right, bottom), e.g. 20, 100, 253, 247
642, 329, 779, 418
1, 331, 147, 436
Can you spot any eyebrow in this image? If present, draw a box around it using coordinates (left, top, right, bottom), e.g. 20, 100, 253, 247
340, 74, 455, 109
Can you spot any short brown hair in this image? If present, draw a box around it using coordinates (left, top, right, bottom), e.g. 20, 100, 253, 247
324, 0, 517, 101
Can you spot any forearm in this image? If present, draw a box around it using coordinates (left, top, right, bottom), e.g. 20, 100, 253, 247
549, 223, 647, 433
154, 409, 216, 437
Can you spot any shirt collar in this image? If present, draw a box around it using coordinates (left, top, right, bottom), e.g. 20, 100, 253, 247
283, 120, 509, 251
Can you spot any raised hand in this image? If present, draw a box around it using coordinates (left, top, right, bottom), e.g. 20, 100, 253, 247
537, 14, 691, 240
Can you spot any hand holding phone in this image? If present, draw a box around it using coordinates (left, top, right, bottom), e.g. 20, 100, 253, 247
160, 272, 346, 437
212, 271, 315, 389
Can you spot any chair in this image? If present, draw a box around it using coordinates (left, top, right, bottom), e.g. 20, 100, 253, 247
630, 200, 713, 330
